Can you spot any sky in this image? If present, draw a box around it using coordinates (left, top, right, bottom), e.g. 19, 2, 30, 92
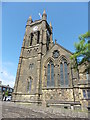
1, 2, 88, 88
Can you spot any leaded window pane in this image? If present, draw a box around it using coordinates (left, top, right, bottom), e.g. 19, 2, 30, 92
29, 79, 32, 92
64, 62, 68, 86
47, 64, 50, 87
47, 61, 54, 87
87, 90, 90, 99
51, 64, 54, 86
60, 63, 64, 86
83, 90, 86, 98
27, 81, 29, 91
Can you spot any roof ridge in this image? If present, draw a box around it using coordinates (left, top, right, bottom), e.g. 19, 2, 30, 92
55, 43, 73, 55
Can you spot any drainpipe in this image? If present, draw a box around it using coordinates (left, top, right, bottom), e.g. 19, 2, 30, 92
71, 67, 75, 103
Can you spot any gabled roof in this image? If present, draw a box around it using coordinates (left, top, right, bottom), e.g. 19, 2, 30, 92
43, 42, 73, 59
55, 43, 73, 55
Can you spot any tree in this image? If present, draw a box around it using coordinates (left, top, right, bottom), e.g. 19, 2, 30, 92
70, 31, 90, 77
5, 90, 9, 97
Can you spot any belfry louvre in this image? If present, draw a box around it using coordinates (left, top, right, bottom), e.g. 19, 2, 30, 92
12, 10, 90, 110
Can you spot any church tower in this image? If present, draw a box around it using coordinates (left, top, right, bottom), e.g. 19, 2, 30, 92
12, 10, 89, 111
13, 10, 53, 103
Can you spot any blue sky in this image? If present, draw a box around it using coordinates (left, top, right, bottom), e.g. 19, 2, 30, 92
1, 2, 88, 87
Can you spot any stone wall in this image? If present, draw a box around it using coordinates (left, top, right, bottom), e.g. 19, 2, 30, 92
12, 93, 40, 103
41, 88, 74, 104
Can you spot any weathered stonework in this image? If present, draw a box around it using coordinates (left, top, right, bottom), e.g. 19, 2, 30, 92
42, 88, 74, 102
12, 10, 90, 111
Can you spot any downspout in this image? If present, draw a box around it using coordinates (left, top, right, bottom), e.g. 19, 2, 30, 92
71, 67, 75, 103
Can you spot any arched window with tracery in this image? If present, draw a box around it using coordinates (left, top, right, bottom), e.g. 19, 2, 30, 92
64, 62, 69, 85
60, 57, 69, 86
47, 60, 54, 87
27, 77, 32, 92
60, 63, 64, 86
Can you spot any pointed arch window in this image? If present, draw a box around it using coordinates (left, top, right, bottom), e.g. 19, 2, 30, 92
27, 77, 32, 92
64, 62, 69, 85
60, 63, 64, 86
47, 60, 54, 87
60, 57, 69, 86
47, 64, 50, 86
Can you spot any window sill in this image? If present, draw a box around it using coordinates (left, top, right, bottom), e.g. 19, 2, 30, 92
82, 98, 90, 100
28, 44, 39, 48
42, 86, 73, 90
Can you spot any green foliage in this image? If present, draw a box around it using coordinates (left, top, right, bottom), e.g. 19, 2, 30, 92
70, 31, 90, 73
80, 31, 90, 38
5, 90, 9, 96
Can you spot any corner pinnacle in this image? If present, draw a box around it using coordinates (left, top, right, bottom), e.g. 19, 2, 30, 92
43, 9, 46, 14
29, 16, 32, 20
50, 22, 52, 27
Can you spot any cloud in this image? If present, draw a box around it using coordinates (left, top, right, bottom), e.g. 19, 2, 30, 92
0, 61, 16, 88
0, 69, 15, 88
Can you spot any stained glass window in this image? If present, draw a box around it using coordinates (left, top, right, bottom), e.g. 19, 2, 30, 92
87, 90, 90, 99
47, 61, 54, 87
51, 63, 54, 86
60, 63, 64, 86
83, 90, 86, 98
60, 58, 69, 86
64, 62, 69, 86
47, 64, 50, 87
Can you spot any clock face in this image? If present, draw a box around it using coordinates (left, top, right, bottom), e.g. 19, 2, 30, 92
33, 26, 38, 31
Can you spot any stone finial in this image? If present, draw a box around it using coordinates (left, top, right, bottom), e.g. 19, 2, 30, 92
43, 9, 46, 14
42, 9, 47, 20
27, 15, 33, 25
29, 16, 32, 20
50, 22, 52, 27
28, 16, 32, 22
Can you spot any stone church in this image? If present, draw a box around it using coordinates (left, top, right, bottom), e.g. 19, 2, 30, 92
13, 10, 90, 110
